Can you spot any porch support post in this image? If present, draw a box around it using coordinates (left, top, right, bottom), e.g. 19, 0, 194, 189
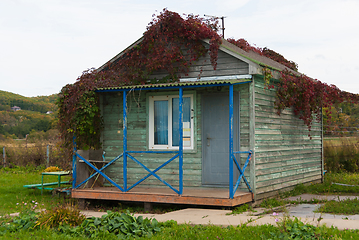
249, 78, 256, 201
179, 87, 183, 195
229, 84, 234, 199
72, 135, 77, 189
320, 107, 325, 183
123, 90, 128, 192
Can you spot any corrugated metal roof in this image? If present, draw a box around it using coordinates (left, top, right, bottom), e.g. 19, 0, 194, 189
96, 78, 251, 91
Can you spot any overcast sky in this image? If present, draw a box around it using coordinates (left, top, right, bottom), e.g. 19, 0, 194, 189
1, 0, 358, 97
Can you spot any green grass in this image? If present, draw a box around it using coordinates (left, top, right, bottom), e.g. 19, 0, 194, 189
228, 203, 256, 215
282, 172, 359, 197
2, 219, 359, 239
0, 230, 90, 239
0, 166, 70, 216
147, 224, 278, 239
324, 136, 358, 146
259, 198, 287, 208
1, 222, 358, 240
318, 198, 359, 215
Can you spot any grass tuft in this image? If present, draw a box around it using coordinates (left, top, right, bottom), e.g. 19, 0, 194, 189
317, 198, 359, 215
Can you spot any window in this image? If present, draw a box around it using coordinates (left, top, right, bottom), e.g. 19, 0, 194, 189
149, 94, 194, 150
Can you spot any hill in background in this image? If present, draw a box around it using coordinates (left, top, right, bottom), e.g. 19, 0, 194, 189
0, 90, 58, 139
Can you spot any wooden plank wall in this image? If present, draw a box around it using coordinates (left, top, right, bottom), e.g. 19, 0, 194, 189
101, 89, 203, 188
253, 75, 323, 198
100, 92, 124, 184
150, 44, 249, 80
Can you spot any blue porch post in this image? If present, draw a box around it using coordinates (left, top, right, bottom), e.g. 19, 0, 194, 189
229, 84, 234, 199
123, 90, 128, 191
72, 135, 77, 189
179, 87, 183, 195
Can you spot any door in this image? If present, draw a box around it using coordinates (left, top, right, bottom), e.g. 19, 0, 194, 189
202, 93, 239, 186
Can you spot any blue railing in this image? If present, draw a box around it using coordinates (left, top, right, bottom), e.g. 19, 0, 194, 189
231, 150, 252, 197
72, 148, 252, 198
72, 149, 182, 194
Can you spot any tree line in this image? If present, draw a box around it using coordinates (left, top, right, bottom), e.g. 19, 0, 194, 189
0, 90, 57, 113
323, 102, 359, 136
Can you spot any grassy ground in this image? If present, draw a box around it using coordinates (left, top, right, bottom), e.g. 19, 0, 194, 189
284, 172, 359, 196
323, 136, 358, 146
1, 219, 359, 239
1, 166, 359, 239
0, 166, 70, 216
147, 223, 359, 240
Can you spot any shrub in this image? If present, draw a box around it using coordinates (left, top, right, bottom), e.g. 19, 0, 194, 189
69, 210, 162, 239
35, 204, 85, 230
269, 216, 323, 240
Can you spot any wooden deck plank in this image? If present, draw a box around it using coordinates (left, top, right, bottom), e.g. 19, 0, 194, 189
72, 187, 253, 207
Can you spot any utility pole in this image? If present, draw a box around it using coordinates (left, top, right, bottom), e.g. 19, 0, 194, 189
204, 14, 227, 38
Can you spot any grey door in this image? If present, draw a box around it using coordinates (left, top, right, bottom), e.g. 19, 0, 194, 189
202, 93, 239, 186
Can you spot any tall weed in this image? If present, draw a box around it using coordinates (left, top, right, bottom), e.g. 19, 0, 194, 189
1, 140, 70, 169
324, 137, 359, 173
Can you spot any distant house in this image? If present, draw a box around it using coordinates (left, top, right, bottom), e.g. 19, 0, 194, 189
11, 106, 21, 111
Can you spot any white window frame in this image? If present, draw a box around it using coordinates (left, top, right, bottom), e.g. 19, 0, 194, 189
149, 94, 194, 150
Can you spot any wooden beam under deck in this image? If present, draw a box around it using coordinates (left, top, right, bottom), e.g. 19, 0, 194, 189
72, 187, 253, 207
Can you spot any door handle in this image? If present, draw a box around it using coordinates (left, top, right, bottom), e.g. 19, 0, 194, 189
207, 137, 212, 146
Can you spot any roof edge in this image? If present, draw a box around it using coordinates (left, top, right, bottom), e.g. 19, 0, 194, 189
97, 37, 144, 72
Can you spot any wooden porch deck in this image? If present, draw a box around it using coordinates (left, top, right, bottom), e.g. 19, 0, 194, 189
72, 187, 253, 207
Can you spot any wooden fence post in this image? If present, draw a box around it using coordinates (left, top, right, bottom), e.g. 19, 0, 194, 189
46, 145, 50, 168
2, 146, 5, 167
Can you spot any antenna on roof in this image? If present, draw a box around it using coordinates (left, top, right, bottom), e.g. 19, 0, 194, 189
204, 14, 227, 38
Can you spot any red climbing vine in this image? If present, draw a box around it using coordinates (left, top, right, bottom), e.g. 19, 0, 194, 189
227, 38, 298, 71
57, 9, 222, 151
276, 70, 359, 134
57, 9, 358, 156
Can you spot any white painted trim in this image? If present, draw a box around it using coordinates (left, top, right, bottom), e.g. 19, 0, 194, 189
179, 74, 252, 82
149, 94, 194, 150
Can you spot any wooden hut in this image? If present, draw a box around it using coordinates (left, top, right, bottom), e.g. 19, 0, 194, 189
71, 38, 323, 207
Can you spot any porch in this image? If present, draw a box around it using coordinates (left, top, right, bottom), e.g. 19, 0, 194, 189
72, 187, 253, 207
71, 78, 255, 206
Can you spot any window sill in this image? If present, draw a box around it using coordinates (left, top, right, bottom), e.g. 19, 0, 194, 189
148, 148, 197, 154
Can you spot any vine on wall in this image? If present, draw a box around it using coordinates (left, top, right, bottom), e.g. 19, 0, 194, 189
57, 9, 222, 152
276, 70, 359, 135
227, 39, 298, 71
58, 9, 358, 156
